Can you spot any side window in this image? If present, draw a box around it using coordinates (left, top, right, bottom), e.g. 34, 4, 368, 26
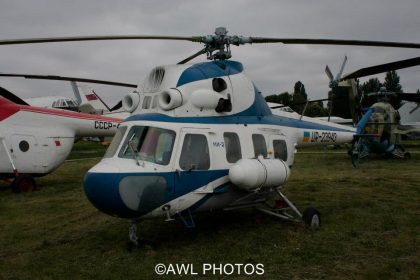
224, 132, 242, 163
252, 134, 267, 158
273, 139, 288, 161
179, 134, 210, 170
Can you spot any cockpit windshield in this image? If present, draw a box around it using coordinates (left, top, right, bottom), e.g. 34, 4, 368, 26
104, 126, 127, 158
118, 126, 176, 165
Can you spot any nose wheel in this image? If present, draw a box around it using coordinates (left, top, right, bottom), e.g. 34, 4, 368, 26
128, 222, 139, 248
127, 221, 154, 250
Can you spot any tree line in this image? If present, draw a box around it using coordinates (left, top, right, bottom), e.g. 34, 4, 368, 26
265, 70, 415, 117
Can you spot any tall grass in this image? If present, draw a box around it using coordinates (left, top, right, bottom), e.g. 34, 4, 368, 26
0, 142, 418, 279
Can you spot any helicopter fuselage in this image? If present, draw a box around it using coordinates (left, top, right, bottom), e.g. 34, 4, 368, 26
83, 60, 355, 222
84, 113, 354, 220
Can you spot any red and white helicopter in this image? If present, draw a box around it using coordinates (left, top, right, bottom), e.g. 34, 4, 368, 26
1, 27, 419, 246
0, 84, 125, 192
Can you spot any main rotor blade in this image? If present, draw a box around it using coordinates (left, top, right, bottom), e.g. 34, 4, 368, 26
178, 48, 207, 64
336, 55, 348, 81
2, 34, 420, 50
249, 37, 420, 49
325, 65, 334, 82
0, 73, 137, 88
0, 35, 201, 45
341, 57, 420, 80
397, 92, 420, 103
110, 100, 122, 112
0, 86, 29, 105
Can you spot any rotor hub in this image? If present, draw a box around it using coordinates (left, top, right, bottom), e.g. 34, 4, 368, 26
201, 27, 252, 61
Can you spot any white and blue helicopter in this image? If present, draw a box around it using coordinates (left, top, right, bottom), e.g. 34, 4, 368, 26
2, 27, 420, 246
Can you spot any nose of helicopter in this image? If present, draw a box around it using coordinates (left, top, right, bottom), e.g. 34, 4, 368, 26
83, 161, 170, 219
83, 162, 136, 218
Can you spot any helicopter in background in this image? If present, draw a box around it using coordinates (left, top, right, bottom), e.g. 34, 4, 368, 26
0, 73, 136, 115
350, 88, 420, 167
0, 88, 122, 192
0, 74, 137, 192
325, 56, 420, 166
1, 27, 420, 245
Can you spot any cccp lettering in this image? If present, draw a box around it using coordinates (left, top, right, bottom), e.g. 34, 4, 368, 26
94, 121, 113, 129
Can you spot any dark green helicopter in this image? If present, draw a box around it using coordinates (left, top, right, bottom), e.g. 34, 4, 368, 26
325, 57, 420, 167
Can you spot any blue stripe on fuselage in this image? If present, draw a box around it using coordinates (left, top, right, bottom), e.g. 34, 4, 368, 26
125, 113, 354, 132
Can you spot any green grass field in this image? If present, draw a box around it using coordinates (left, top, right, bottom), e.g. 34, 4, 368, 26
0, 142, 419, 279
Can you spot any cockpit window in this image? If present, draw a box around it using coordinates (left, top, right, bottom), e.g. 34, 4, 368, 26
67, 100, 77, 107
118, 126, 176, 165
104, 126, 127, 158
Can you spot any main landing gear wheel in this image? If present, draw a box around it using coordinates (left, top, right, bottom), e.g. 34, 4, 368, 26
11, 174, 37, 193
302, 207, 321, 229
393, 144, 411, 160
257, 189, 321, 230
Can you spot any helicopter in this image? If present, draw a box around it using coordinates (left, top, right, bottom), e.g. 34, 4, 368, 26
2, 27, 420, 246
349, 88, 420, 167
324, 56, 420, 166
0, 75, 136, 192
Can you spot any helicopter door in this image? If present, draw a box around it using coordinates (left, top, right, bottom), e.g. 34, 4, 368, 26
11, 134, 40, 173
174, 128, 213, 207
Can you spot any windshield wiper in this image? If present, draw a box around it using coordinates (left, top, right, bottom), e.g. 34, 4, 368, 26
128, 139, 144, 167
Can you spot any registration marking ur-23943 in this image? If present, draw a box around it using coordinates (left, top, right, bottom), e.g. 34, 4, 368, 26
304, 131, 337, 143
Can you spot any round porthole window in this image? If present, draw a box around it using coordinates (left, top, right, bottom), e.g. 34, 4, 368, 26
19, 140, 30, 152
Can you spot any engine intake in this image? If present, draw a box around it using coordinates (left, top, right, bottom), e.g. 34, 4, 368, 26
158, 89, 183, 111
122, 91, 140, 113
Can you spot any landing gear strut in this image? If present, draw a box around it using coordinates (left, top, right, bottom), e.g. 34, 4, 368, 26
258, 188, 321, 229
128, 221, 139, 248
128, 221, 154, 250
350, 138, 369, 168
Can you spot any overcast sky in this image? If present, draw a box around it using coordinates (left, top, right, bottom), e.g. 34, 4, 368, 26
0, 0, 419, 106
